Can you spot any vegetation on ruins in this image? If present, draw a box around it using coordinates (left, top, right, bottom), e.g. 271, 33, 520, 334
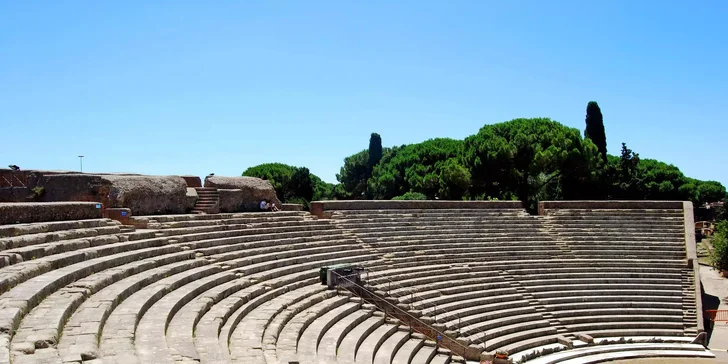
391, 191, 427, 200
711, 217, 728, 271
245, 102, 726, 212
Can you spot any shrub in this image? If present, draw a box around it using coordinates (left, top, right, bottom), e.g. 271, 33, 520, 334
392, 192, 427, 200
711, 220, 728, 271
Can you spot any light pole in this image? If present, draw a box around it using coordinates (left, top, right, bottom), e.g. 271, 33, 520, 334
78, 155, 84, 173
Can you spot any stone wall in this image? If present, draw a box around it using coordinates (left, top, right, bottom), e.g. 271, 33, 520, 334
538, 200, 685, 215
31, 173, 189, 216
0, 169, 29, 188
217, 189, 244, 213
683, 201, 704, 333
310, 200, 524, 218
0, 187, 31, 203
0, 202, 103, 225
181, 176, 202, 188
205, 176, 280, 212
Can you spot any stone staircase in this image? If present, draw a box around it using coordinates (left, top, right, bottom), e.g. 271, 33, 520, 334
191, 187, 219, 214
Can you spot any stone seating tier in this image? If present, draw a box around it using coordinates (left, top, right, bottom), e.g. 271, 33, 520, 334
0, 202, 708, 364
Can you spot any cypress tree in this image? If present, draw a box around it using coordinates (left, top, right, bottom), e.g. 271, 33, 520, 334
366, 133, 383, 198
585, 101, 608, 162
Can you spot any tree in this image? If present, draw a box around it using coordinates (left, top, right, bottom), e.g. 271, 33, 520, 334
585, 101, 608, 163
288, 167, 315, 202
243, 163, 332, 204
336, 150, 369, 199
366, 133, 383, 198
711, 221, 728, 271
461, 118, 601, 211
368, 138, 462, 200
608, 142, 643, 199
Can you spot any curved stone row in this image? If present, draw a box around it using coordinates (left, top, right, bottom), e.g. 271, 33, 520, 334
0, 204, 711, 364
1, 211, 462, 364
330, 207, 704, 362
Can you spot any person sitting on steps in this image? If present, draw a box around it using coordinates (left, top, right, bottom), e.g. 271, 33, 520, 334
259, 199, 280, 212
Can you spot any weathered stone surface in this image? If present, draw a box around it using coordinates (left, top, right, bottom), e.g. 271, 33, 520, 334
310, 200, 523, 218
181, 176, 202, 188
185, 188, 198, 213
280, 203, 304, 211
0, 203, 102, 225
204, 176, 280, 212
30, 173, 188, 216
217, 189, 244, 213
538, 200, 684, 215
0, 188, 31, 203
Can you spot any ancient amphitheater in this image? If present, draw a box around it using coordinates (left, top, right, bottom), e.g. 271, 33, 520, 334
0, 197, 715, 364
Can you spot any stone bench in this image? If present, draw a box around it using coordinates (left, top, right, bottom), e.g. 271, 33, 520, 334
227, 284, 326, 362
0, 229, 160, 265
524, 342, 712, 364
157, 215, 307, 228
373, 329, 411, 364
408, 284, 516, 308
135, 268, 249, 364
391, 337, 425, 364
262, 291, 349, 363
373, 273, 503, 297
195, 277, 318, 364
97, 264, 229, 364
518, 277, 682, 288
0, 219, 114, 239
351, 320, 402, 364
455, 310, 545, 337
57, 257, 205, 362
440, 302, 537, 332
473, 324, 557, 350
582, 328, 687, 338
315, 307, 373, 362
6, 244, 189, 363
421, 292, 526, 319
131, 211, 305, 223
192, 252, 374, 361
545, 300, 683, 311
566, 320, 685, 332
559, 314, 683, 326
0, 224, 122, 251
278, 295, 355, 362
336, 315, 387, 363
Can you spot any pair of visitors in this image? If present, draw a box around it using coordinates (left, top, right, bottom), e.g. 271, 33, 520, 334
260, 199, 280, 212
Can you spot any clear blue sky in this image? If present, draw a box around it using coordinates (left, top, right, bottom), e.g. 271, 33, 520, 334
1, 1, 726, 185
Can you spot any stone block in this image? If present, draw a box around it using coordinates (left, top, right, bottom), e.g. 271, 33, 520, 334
181, 176, 202, 188
204, 176, 280, 211
280, 203, 304, 211
103, 208, 132, 225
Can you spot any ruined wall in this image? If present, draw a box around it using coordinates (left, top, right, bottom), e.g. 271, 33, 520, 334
0, 202, 103, 225
31, 173, 188, 215
205, 176, 280, 212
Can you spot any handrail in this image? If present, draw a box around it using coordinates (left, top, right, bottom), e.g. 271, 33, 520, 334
333, 270, 484, 361
705, 310, 728, 323
374, 273, 492, 350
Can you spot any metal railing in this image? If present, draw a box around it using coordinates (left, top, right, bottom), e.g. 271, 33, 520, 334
333, 270, 484, 361
706, 310, 728, 323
